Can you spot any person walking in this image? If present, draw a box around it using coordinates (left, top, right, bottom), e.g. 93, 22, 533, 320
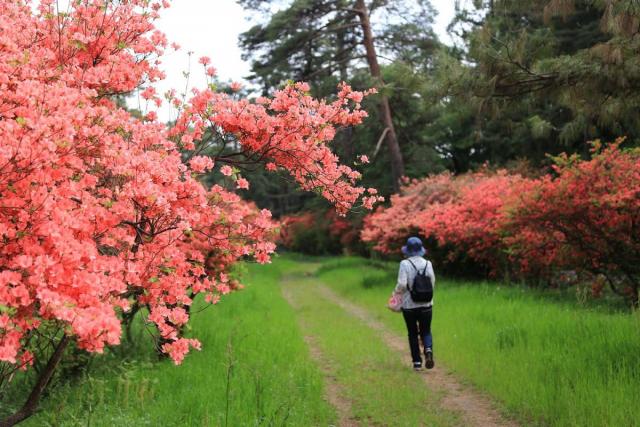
394, 236, 435, 371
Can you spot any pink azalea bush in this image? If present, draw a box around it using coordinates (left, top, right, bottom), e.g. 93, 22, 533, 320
363, 141, 640, 304
0, 0, 379, 386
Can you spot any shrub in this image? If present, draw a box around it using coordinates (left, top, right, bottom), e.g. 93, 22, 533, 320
0, 1, 380, 423
362, 140, 640, 306
501, 139, 640, 305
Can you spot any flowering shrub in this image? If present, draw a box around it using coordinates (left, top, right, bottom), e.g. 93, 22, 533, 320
427, 172, 529, 274
363, 141, 640, 304
278, 208, 367, 255
278, 211, 340, 255
278, 212, 318, 250
0, 1, 379, 421
362, 172, 521, 275
501, 140, 640, 304
361, 173, 461, 255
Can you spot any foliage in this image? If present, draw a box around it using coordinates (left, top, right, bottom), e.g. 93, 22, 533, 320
238, 0, 438, 95
278, 209, 366, 255
449, 0, 640, 154
502, 138, 640, 304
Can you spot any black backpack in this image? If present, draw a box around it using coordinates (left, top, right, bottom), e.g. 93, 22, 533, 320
407, 259, 433, 303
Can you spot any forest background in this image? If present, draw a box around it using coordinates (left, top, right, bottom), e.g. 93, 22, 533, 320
234, 0, 639, 205
222, 0, 640, 308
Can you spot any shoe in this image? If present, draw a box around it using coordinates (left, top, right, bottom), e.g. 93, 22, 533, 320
412, 361, 422, 371
424, 348, 434, 369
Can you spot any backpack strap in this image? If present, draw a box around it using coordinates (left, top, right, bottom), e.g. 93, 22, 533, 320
407, 258, 428, 275
405, 259, 416, 292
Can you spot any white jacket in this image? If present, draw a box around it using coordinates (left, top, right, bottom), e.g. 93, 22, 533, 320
394, 256, 435, 309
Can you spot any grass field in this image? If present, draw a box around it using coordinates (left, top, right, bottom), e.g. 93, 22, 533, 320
7, 255, 640, 426
315, 256, 640, 427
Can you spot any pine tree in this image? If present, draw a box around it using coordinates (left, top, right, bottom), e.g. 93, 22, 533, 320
239, 0, 438, 192
450, 0, 640, 155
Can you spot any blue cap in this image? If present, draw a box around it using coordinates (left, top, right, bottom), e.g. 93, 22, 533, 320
401, 236, 425, 257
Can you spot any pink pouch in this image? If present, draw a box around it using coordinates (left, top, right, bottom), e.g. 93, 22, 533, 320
387, 293, 402, 312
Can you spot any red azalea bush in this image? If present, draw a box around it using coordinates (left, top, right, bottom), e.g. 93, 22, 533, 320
361, 173, 498, 274
501, 139, 640, 304
278, 212, 318, 250
363, 140, 640, 305
427, 172, 529, 275
326, 208, 362, 252
278, 210, 342, 255
361, 173, 462, 254
278, 208, 367, 255
0, 1, 380, 421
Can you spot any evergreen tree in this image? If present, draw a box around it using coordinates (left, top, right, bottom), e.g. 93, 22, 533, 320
449, 0, 640, 157
238, 0, 439, 192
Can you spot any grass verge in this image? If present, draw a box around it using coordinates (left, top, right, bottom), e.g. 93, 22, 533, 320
18, 259, 335, 426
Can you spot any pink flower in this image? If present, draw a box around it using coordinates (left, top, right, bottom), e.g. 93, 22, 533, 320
162, 338, 201, 365
206, 67, 217, 77
199, 56, 211, 66
205, 294, 220, 304
358, 154, 370, 164
348, 91, 364, 103
230, 81, 242, 92
189, 156, 214, 173
220, 165, 233, 176
236, 177, 249, 190
141, 87, 156, 100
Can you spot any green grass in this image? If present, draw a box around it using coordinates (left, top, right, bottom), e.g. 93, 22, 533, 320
10, 255, 640, 427
19, 259, 335, 426
280, 263, 459, 426
314, 256, 640, 427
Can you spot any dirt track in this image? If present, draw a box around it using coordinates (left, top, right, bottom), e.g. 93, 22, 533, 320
281, 270, 519, 427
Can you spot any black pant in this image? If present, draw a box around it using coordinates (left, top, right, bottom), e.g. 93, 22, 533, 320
402, 307, 433, 364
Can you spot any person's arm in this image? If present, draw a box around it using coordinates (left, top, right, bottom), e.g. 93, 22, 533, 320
427, 261, 436, 289
394, 261, 408, 294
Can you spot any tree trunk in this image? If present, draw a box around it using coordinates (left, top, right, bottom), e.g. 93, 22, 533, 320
336, 18, 355, 162
0, 335, 70, 427
354, 0, 405, 192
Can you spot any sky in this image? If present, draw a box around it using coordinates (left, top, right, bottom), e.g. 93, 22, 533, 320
150, 1, 457, 122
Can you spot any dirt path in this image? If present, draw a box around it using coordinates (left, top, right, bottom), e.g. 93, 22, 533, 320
313, 284, 519, 427
281, 280, 360, 427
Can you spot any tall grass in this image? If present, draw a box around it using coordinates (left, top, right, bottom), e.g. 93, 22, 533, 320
314, 256, 640, 427
19, 259, 335, 426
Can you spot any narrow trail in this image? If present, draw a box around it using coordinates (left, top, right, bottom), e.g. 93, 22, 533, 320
281, 266, 519, 427
281, 279, 359, 427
